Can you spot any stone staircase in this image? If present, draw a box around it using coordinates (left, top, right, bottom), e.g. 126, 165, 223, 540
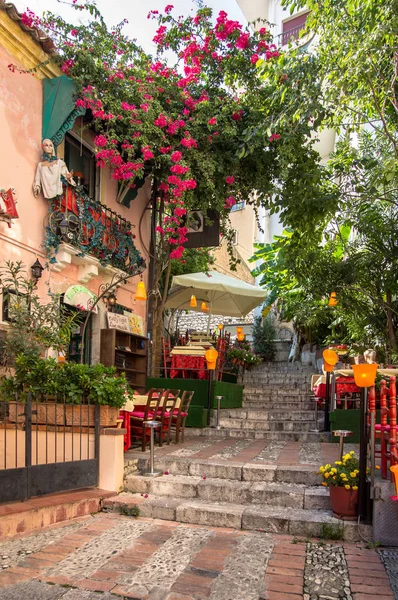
205, 362, 328, 442
104, 454, 370, 541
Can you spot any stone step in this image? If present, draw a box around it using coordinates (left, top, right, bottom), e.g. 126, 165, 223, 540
218, 418, 316, 432
104, 492, 370, 542
188, 428, 329, 441
126, 456, 322, 486
0, 488, 114, 538
242, 402, 315, 411
221, 409, 316, 422
124, 474, 331, 510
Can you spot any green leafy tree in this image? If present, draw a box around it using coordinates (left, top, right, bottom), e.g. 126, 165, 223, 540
252, 315, 276, 361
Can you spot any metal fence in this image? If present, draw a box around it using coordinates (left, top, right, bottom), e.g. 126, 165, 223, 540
0, 394, 100, 503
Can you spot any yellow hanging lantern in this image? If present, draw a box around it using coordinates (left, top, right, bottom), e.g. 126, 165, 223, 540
328, 292, 338, 307
201, 301, 207, 311
205, 348, 219, 370
352, 363, 379, 388
135, 280, 147, 301
190, 295, 197, 308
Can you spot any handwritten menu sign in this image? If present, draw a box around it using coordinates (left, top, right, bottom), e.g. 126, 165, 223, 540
107, 312, 131, 332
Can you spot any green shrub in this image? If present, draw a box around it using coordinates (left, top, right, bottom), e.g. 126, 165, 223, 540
252, 315, 276, 361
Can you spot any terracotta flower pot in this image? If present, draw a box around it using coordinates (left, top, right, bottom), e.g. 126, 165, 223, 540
329, 486, 358, 519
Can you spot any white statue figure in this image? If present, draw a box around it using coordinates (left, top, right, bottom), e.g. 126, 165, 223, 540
33, 139, 75, 200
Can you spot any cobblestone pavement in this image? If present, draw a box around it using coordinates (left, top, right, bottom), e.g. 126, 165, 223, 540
0, 513, 394, 600
378, 549, 398, 600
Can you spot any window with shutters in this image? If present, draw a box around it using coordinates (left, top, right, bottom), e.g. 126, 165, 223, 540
280, 12, 309, 46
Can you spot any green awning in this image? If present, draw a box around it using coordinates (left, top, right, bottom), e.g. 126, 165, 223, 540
42, 76, 86, 147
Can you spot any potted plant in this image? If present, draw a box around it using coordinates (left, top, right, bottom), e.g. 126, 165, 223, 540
318, 451, 360, 519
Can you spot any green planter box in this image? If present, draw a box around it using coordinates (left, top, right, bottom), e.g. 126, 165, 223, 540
329, 409, 380, 444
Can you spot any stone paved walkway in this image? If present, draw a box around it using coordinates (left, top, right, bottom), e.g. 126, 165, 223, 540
125, 436, 359, 468
0, 512, 395, 600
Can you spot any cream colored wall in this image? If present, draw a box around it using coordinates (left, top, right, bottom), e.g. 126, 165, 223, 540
229, 203, 257, 267
236, 0, 269, 27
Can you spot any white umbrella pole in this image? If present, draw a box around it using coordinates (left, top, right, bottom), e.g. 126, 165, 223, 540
206, 302, 212, 335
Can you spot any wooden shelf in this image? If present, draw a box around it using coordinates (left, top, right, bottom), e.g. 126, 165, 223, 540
100, 329, 148, 391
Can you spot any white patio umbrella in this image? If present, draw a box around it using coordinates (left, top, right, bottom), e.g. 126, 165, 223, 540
165, 270, 267, 332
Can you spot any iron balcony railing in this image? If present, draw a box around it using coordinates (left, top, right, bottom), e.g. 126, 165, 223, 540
45, 183, 145, 275
275, 24, 307, 47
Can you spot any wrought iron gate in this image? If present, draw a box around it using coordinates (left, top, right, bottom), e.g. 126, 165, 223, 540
0, 394, 100, 503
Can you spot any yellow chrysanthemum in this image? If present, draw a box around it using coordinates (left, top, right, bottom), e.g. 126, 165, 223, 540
350, 472, 356, 478
352, 486, 358, 490
319, 466, 325, 473
335, 461, 342, 465
324, 472, 330, 479
321, 482, 328, 486
350, 450, 355, 455
345, 484, 351, 490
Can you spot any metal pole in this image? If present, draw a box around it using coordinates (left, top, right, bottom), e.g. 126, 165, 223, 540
215, 396, 223, 430
339, 435, 344, 461
330, 373, 336, 412
370, 411, 375, 499
324, 371, 331, 432
358, 387, 369, 520
207, 370, 213, 427
149, 427, 155, 474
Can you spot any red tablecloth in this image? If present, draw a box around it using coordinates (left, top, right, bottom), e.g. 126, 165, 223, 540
315, 377, 360, 399
170, 355, 207, 379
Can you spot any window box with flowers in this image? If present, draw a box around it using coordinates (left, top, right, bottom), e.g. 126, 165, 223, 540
318, 451, 360, 519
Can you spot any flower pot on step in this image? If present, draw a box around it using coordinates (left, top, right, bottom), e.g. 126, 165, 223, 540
329, 486, 358, 519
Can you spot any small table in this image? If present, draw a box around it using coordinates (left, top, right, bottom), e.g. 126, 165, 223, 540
333, 429, 354, 460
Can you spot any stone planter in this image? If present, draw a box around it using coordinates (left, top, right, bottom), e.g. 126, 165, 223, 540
64, 405, 119, 427
329, 486, 358, 519
8, 400, 65, 425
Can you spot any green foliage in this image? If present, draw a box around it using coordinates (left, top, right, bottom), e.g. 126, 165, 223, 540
0, 261, 82, 363
252, 316, 276, 361
319, 523, 345, 541
120, 504, 140, 518
227, 345, 262, 369
0, 358, 130, 408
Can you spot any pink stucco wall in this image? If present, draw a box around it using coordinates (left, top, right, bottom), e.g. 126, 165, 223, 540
0, 40, 151, 333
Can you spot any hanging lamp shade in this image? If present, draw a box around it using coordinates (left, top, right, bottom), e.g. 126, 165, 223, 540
201, 301, 207, 311
352, 364, 379, 388
135, 280, 147, 301
205, 348, 218, 370
328, 292, 338, 307
190, 295, 197, 308
236, 326, 243, 334
323, 349, 338, 366
237, 333, 245, 342
218, 324, 223, 331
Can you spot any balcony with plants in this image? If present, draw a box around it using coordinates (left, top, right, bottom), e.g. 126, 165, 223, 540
44, 182, 145, 280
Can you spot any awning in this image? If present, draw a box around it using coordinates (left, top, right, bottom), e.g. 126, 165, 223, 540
63, 285, 98, 314
42, 76, 86, 147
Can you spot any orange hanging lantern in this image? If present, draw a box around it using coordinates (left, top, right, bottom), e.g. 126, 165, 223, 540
323, 348, 338, 373
391, 465, 398, 498
205, 348, 219, 370
201, 301, 207, 311
190, 295, 197, 308
236, 326, 243, 334
352, 364, 379, 388
217, 324, 223, 331
135, 280, 147, 301
328, 292, 338, 307
237, 333, 245, 341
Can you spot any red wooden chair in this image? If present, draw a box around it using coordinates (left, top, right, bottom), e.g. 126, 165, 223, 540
373, 376, 398, 479
162, 338, 172, 378
167, 390, 194, 444
129, 388, 164, 452
155, 389, 180, 447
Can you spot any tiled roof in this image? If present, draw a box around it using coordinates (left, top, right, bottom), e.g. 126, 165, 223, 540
0, 0, 54, 53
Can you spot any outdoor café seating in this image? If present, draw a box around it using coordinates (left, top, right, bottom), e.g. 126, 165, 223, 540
120, 388, 194, 452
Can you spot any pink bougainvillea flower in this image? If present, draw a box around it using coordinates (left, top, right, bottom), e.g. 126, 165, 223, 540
236, 33, 250, 50
144, 493, 149, 498
232, 110, 243, 121
258, 27, 267, 35
160, 146, 172, 154
143, 147, 154, 160
154, 114, 168, 128
202, 476, 206, 480
224, 196, 236, 208
164, 4, 174, 13
94, 135, 108, 147
269, 133, 281, 142
250, 53, 259, 64
225, 176, 235, 184
208, 117, 217, 125
164, 470, 169, 475
155, 226, 165, 235
171, 150, 183, 163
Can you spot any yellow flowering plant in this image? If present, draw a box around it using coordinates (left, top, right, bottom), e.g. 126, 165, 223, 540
318, 451, 360, 490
